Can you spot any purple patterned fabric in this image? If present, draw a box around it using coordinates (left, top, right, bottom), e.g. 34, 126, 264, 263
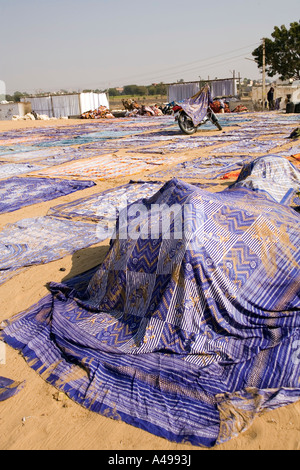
179, 85, 212, 126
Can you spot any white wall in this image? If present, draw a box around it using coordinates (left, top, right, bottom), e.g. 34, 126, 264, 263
25, 92, 109, 118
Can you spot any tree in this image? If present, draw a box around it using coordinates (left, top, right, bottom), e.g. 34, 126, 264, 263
252, 21, 300, 80
123, 84, 148, 96
108, 88, 120, 96
13, 91, 23, 102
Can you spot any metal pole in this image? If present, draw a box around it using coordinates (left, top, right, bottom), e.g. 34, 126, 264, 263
262, 38, 266, 109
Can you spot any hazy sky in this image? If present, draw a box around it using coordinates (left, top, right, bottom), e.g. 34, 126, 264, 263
0, 0, 298, 94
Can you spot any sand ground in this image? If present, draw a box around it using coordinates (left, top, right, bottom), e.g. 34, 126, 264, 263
0, 116, 299, 451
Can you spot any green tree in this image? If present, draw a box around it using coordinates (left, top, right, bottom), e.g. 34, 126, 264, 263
108, 88, 120, 96
123, 84, 148, 96
252, 21, 300, 80
13, 91, 24, 102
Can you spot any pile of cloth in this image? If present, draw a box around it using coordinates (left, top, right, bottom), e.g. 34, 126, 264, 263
80, 106, 114, 119
122, 99, 140, 111
232, 104, 249, 113
1, 177, 299, 448
123, 101, 163, 117
210, 99, 230, 113
12, 112, 63, 121
135, 105, 163, 116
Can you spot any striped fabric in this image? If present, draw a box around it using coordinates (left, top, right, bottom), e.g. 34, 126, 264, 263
1, 178, 299, 447
230, 155, 300, 204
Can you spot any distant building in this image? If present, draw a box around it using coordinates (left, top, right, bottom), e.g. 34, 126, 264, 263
251, 80, 300, 110
0, 101, 32, 120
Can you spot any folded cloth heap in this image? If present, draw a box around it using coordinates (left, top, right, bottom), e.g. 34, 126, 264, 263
1, 178, 299, 447
232, 104, 249, 113
210, 100, 230, 113
81, 106, 114, 119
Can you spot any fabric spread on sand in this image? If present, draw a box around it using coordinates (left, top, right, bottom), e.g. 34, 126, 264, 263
1, 178, 299, 448
0, 177, 95, 214
0, 216, 107, 285
276, 144, 300, 158
229, 155, 300, 205
0, 145, 42, 157
48, 182, 163, 221
213, 138, 287, 154
0, 146, 108, 165
0, 376, 25, 401
34, 154, 161, 179
150, 155, 253, 180
0, 162, 43, 179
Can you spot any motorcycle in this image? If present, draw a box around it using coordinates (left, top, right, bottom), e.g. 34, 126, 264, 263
173, 102, 222, 134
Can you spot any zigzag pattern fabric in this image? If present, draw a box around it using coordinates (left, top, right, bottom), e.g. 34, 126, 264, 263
1, 179, 299, 447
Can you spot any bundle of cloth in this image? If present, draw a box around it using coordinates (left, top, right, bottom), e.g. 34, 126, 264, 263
210, 99, 230, 113
122, 99, 140, 111
124, 103, 163, 117
232, 104, 249, 113
81, 106, 114, 119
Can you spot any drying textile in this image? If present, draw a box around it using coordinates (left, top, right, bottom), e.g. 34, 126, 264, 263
150, 155, 253, 180
0, 163, 43, 179
35, 154, 160, 180
168, 83, 200, 103
0, 177, 95, 214
81, 106, 114, 119
0, 376, 25, 401
213, 138, 287, 154
0, 216, 107, 285
0, 146, 106, 165
48, 182, 163, 222
179, 85, 212, 127
1, 178, 299, 447
28, 92, 109, 118
210, 79, 237, 98
230, 155, 300, 205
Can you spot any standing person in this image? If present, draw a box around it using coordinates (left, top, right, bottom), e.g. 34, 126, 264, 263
267, 86, 275, 110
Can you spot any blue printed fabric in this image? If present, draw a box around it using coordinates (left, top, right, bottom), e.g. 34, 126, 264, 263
0, 376, 25, 401
0, 177, 95, 214
1, 178, 300, 447
179, 85, 212, 126
229, 155, 300, 205
0, 216, 108, 285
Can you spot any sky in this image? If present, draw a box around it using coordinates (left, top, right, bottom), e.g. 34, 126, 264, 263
0, 0, 299, 94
